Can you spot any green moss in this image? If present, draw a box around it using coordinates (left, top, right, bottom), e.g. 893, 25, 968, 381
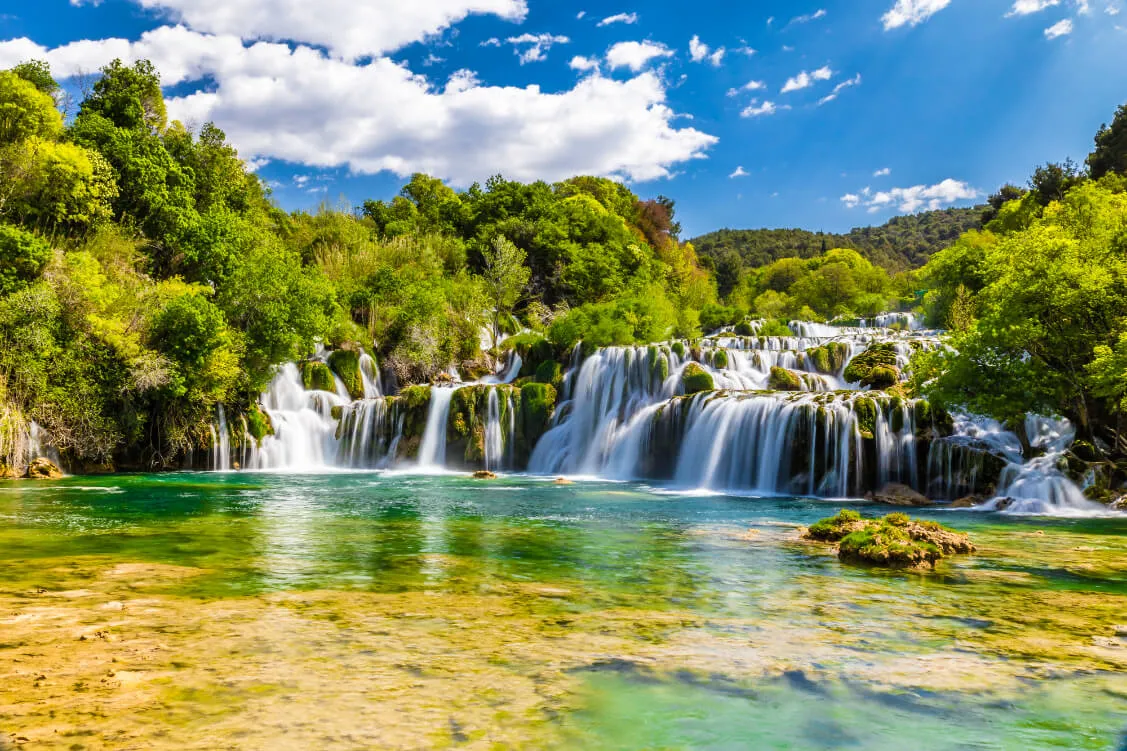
853, 397, 878, 440
805, 509, 863, 542
244, 404, 273, 445
399, 385, 432, 411
671, 342, 686, 358
681, 363, 714, 395
301, 361, 335, 393
712, 349, 729, 370
844, 343, 900, 386
734, 321, 756, 337
652, 354, 670, 385
535, 360, 563, 389
866, 365, 901, 390
807, 342, 850, 375
327, 350, 364, 400
520, 383, 557, 449
768, 367, 803, 392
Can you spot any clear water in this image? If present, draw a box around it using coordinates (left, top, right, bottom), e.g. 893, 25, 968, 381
1, 472, 1125, 749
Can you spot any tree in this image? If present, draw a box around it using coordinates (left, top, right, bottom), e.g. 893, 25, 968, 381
79, 59, 166, 132
0, 70, 63, 145
0, 223, 52, 296
11, 60, 58, 97
481, 235, 530, 348
1029, 159, 1084, 206
1, 138, 118, 234
1088, 103, 1127, 180
981, 184, 1026, 224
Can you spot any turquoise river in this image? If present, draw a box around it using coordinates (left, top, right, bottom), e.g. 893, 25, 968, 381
1, 472, 1126, 749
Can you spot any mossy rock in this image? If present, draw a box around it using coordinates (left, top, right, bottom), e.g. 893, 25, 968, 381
853, 397, 879, 440
671, 341, 686, 359
520, 382, 557, 449
865, 365, 901, 390
734, 321, 756, 337
245, 403, 274, 444
25, 458, 63, 480
843, 343, 900, 386
327, 349, 364, 400
681, 363, 714, 395
398, 385, 432, 411
805, 510, 973, 569
651, 353, 670, 386
711, 349, 730, 370
807, 342, 850, 375
535, 360, 563, 390
768, 366, 803, 392
301, 361, 335, 392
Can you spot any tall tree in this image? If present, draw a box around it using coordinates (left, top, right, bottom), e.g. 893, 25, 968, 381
481, 235, 530, 348
1088, 103, 1127, 180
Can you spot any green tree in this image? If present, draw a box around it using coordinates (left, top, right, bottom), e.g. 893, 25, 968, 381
79, 59, 166, 132
481, 235, 531, 348
0, 70, 63, 145
1087, 103, 1127, 180
10, 60, 58, 97
0, 223, 52, 296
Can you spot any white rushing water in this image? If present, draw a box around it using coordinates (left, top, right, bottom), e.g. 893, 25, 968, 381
202, 321, 1111, 516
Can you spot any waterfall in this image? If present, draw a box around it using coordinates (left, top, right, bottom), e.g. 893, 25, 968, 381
359, 353, 382, 398
245, 363, 349, 471
417, 387, 457, 470
484, 389, 504, 471
212, 405, 231, 471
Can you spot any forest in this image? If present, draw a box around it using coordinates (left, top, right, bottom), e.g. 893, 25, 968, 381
1, 56, 1126, 478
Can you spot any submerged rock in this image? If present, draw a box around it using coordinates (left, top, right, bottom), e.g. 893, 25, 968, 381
26, 458, 63, 480
950, 495, 984, 508
472, 470, 497, 480
866, 483, 932, 507
803, 510, 974, 569
554, 477, 573, 485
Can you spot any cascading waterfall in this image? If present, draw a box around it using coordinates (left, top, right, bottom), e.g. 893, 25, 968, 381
417, 387, 457, 470
211, 405, 231, 471
484, 389, 504, 471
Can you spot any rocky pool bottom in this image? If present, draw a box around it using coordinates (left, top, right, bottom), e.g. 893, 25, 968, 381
1, 473, 1125, 750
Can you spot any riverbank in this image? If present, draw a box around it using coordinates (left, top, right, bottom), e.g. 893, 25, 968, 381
2, 473, 1125, 749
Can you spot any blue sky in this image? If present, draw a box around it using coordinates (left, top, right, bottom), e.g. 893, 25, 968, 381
2, 0, 1124, 237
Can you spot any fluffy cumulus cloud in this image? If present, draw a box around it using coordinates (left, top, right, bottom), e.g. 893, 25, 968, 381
688, 35, 725, 66
882, 0, 952, 30
781, 66, 833, 93
0, 24, 715, 185
114, 0, 526, 60
1007, 0, 1061, 16
842, 179, 977, 213
605, 40, 675, 71
569, 55, 600, 73
1044, 18, 1074, 36
726, 80, 766, 96
741, 100, 782, 118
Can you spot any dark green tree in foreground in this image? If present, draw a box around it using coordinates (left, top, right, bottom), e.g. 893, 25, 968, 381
1088, 103, 1127, 180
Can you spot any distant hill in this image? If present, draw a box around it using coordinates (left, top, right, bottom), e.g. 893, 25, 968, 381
691, 206, 984, 274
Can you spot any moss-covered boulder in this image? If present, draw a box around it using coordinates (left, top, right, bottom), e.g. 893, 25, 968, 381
535, 360, 563, 390
844, 344, 901, 388
26, 457, 63, 479
301, 361, 335, 393
520, 382, 556, 450
734, 321, 756, 337
804, 510, 974, 569
711, 349, 730, 370
806, 342, 850, 375
327, 349, 364, 400
681, 363, 714, 395
507, 333, 556, 378
768, 366, 803, 392
671, 341, 686, 359
245, 403, 274, 445
853, 396, 879, 440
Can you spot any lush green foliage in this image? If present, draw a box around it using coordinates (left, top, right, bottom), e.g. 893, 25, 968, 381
915, 169, 1127, 450
0, 58, 720, 468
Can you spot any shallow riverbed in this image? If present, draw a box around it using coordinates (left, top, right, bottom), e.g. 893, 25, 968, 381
1, 472, 1125, 750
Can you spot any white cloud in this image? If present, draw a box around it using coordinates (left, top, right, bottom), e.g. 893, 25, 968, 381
882, 0, 952, 30
729, 166, 749, 178
506, 33, 569, 64
576, 10, 586, 19
1044, 18, 1073, 36
597, 12, 638, 26
480, 37, 502, 47
605, 40, 674, 72
124, 0, 529, 61
873, 167, 891, 177
0, 28, 716, 186
569, 55, 600, 73
781, 65, 833, 93
741, 100, 783, 118
1075, 0, 1092, 13
790, 9, 827, 24
818, 73, 861, 104
727, 80, 766, 96
688, 35, 724, 65
735, 45, 757, 56
842, 178, 977, 213
1006, 0, 1060, 16
1108, 4, 1122, 15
